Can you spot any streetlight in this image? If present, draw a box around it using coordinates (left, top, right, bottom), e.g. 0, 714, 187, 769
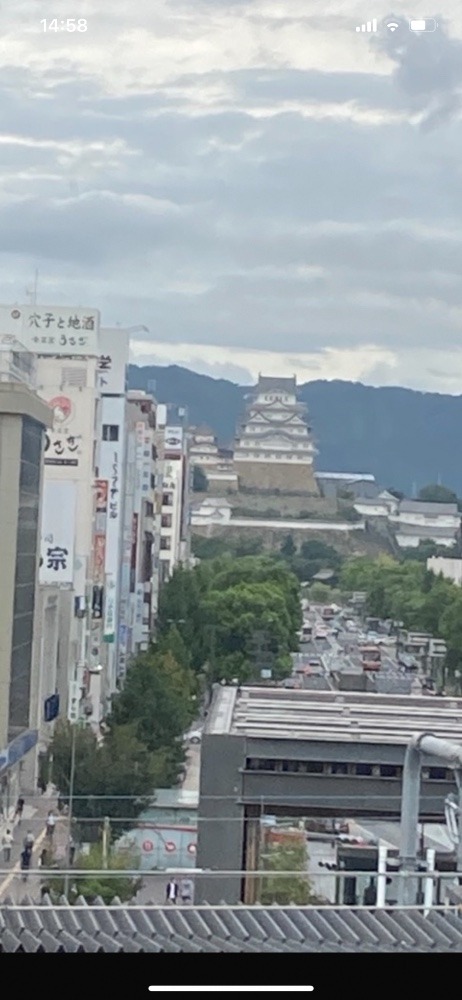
64, 723, 77, 897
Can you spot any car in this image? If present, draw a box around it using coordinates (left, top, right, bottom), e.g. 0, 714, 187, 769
184, 729, 202, 744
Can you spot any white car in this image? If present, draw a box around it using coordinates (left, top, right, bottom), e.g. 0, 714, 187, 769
184, 729, 202, 745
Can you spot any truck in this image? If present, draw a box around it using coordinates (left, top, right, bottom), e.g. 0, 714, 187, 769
359, 644, 381, 672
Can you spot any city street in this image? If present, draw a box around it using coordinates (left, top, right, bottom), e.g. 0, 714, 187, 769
0, 790, 69, 902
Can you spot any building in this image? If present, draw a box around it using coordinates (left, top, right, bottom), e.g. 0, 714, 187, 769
189, 425, 220, 470
233, 376, 318, 493
0, 337, 50, 806
316, 472, 378, 499
158, 414, 190, 583
427, 556, 462, 586
94, 330, 130, 707
121, 389, 158, 665
390, 500, 460, 548
1, 900, 462, 953
196, 685, 462, 904
35, 340, 101, 729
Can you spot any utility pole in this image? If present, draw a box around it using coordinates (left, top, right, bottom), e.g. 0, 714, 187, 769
64, 723, 77, 897
102, 816, 111, 869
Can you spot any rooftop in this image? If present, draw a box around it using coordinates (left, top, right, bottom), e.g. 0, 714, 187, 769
3, 899, 462, 952
399, 500, 459, 516
316, 472, 376, 482
255, 376, 297, 392
206, 686, 462, 745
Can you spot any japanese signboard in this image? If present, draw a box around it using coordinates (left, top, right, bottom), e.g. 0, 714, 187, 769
96, 328, 129, 394
39, 480, 76, 584
44, 393, 82, 468
103, 575, 116, 642
93, 534, 106, 585
0, 304, 100, 356
164, 426, 183, 455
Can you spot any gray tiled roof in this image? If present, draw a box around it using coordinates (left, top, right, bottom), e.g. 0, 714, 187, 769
399, 500, 459, 516
2, 898, 462, 952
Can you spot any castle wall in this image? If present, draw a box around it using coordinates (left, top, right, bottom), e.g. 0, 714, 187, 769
234, 461, 319, 494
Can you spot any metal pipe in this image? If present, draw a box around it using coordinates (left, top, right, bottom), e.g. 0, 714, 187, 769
399, 732, 462, 905
399, 741, 421, 905
424, 848, 435, 916
415, 734, 462, 767
376, 844, 387, 908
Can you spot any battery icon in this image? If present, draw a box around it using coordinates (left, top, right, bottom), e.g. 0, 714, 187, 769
409, 18, 437, 31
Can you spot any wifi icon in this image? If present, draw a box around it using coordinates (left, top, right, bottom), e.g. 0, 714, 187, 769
387, 21, 399, 31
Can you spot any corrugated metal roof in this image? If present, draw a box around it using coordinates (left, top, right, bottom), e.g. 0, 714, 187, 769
208, 686, 462, 743
2, 899, 462, 952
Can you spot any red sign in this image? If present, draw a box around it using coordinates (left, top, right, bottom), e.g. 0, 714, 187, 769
95, 479, 108, 512
142, 840, 154, 852
164, 841, 176, 853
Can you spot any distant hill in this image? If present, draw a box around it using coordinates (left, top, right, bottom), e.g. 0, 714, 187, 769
128, 364, 462, 496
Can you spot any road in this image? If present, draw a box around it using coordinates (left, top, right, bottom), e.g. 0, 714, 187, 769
0, 790, 69, 902
293, 604, 425, 693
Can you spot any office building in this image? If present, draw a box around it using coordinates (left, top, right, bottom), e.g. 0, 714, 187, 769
0, 334, 50, 805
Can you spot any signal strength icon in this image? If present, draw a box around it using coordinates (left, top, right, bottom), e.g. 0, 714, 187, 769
355, 18, 377, 32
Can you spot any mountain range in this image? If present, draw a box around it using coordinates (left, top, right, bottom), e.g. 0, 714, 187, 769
128, 364, 462, 496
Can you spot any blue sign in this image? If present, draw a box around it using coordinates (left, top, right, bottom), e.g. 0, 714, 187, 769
44, 693, 60, 723
0, 729, 38, 772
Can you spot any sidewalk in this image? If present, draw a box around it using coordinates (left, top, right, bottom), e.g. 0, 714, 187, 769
0, 788, 69, 902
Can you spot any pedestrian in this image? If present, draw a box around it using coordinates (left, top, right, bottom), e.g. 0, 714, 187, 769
165, 877, 178, 904
23, 830, 35, 852
14, 796, 24, 823
37, 776, 46, 795
40, 883, 50, 901
2, 828, 13, 863
39, 848, 48, 869
46, 811, 56, 838
20, 847, 31, 882
179, 876, 193, 904
69, 836, 76, 866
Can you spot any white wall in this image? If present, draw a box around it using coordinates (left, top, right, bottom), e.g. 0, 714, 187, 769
427, 556, 462, 585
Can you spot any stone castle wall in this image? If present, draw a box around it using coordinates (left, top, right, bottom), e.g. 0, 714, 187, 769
193, 491, 335, 517
191, 522, 390, 557
234, 461, 319, 495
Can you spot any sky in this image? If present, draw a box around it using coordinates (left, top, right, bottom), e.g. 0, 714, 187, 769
2, 1, 462, 391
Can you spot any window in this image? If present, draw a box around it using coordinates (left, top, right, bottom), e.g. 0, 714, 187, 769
102, 424, 119, 441
162, 492, 173, 506
161, 514, 172, 528
160, 536, 171, 550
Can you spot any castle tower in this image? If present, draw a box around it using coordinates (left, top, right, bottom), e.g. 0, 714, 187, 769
233, 375, 318, 493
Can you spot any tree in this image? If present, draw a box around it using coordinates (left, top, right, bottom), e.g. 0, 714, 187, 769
47, 844, 142, 904
280, 534, 296, 558
192, 465, 208, 492
49, 721, 162, 840
260, 842, 322, 905
110, 650, 195, 766
418, 483, 457, 504
202, 581, 295, 682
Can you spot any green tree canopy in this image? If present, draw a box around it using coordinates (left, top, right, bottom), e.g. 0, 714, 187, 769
49, 720, 162, 839
47, 844, 142, 904
418, 483, 457, 504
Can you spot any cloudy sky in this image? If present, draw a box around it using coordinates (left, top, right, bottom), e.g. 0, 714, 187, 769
2, 0, 462, 390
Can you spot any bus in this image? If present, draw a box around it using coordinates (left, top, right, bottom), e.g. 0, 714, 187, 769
359, 644, 381, 672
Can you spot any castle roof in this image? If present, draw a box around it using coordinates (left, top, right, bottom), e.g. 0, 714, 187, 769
255, 375, 296, 392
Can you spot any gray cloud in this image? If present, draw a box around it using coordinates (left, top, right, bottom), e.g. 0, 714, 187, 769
0, 2, 461, 389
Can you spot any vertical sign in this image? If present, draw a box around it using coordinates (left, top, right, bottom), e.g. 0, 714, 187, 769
96, 328, 129, 394
39, 481, 76, 584
93, 478, 108, 584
